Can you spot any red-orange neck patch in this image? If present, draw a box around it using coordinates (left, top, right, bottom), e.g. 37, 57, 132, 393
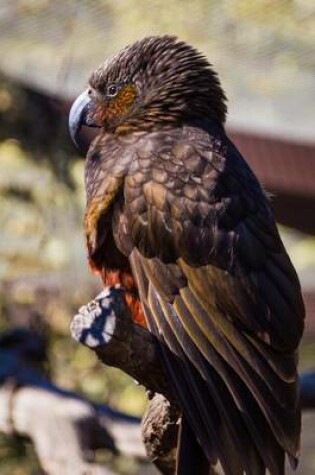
97, 84, 137, 126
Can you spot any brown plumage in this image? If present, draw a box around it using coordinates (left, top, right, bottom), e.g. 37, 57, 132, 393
69, 36, 305, 474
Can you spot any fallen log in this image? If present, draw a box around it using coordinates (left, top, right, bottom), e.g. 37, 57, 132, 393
0, 327, 146, 475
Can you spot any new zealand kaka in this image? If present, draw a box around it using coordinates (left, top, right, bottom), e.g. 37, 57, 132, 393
69, 36, 305, 475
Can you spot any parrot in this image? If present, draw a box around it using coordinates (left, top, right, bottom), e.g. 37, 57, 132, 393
69, 36, 304, 475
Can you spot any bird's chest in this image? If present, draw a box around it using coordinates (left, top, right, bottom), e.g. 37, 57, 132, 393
84, 137, 134, 258
84, 173, 123, 261
84, 138, 146, 327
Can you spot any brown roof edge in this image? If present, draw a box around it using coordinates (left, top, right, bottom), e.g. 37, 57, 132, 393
228, 129, 315, 198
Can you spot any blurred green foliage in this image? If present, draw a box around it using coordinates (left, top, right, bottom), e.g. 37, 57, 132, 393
0, 435, 41, 475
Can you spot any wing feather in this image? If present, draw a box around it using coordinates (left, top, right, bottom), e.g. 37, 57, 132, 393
147, 281, 254, 475
119, 126, 304, 473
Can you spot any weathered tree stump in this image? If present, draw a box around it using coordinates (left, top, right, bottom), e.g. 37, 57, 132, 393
70, 287, 181, 474
71, 287, 173, 400
141, 394, 180, 475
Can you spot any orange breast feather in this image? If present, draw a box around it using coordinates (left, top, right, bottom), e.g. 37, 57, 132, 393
100, 268, 147, 328
85, 182, 146, 328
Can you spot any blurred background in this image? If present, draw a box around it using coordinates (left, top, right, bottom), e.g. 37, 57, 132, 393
0, 0, 314, 473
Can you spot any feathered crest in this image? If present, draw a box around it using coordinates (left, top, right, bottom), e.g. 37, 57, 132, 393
90, 36, 227, 127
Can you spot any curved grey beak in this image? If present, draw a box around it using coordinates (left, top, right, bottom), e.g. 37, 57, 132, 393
69, 90, 99, 149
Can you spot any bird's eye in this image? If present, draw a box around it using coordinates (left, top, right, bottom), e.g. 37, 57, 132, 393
107, 85, 118, 97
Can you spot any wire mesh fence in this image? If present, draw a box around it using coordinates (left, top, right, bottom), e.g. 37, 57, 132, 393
0, 0, 314, 142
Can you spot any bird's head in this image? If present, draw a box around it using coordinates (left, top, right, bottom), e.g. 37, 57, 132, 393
69, 35, 227, 146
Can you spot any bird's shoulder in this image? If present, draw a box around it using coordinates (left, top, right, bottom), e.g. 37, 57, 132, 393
124, 124, 275, 269
85, 130, 148, 203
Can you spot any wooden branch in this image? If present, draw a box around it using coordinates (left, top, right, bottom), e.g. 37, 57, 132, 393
0, 383, 114, 475
0, 328, 146, 475
71, 287, 176, 402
